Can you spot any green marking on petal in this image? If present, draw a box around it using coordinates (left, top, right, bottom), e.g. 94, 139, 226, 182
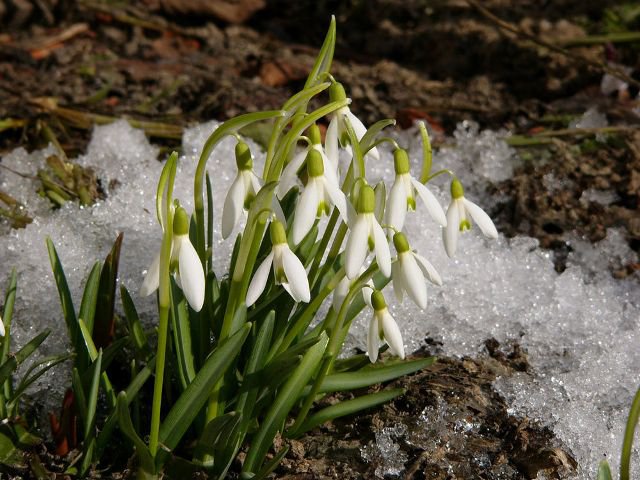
367, 234, 375, 251
459, 219, 471, 231
407, 195, 416, 211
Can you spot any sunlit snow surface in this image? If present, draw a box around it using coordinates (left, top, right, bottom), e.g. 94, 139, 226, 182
0, 120, 638, 479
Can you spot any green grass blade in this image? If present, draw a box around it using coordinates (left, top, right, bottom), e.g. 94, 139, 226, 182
120, 285, 152, 359
304, 16, 335, 89
206, 172, 214, 273
158, 323, 251, 455
360, 119, 396, 153
78, 262, 101, 334
93, 233, 123, 349
0, 330, 50, 385
78, 319, 116, 408
242, 332, 328, 474
250, 445, 289, 480
295, 388, 405, 435
320, 357, 435, 393
621, 386, 640, 480
71, 367, 87, 426
1, 269, 18, 402
598, 460, 613, 480
80, 350, 102, 475
116, 392, 154, 473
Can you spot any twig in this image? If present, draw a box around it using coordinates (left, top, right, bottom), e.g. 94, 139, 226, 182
466, 0, 640, 89
507, 125, 639, 146
561, 31, 640, 47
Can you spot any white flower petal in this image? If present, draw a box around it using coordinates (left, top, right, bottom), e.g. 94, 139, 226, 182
246, 252, 274, 306
332, 276, 349, 312
318, 147, 339, 187
413, 252, 442, 286
367, 312, 380, 363
399, 253, 427, 309
386, 178, 408, 232
272, 196, 286, 225
345, 110, 379, 161
345, 216, 369, 279
392, 262, 404, 303
249, 171, 262, 198
372, 219, 391, 277
292, 180, 319, 245
278, 149, 307, 198
443, 200, 460, 258
281, 248, 310, 303
325, 116, 339, 170
177, 235, 205, 312
380, 310, 405, 359
0, 315, 5, 337
412, 179, 447, 227
222, 174, 246, 239
463, 198, 498, 239
324, 177, 349, 225
140, 251, 161, 297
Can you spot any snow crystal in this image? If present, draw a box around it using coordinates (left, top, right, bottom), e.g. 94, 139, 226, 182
0, 118, 638, 480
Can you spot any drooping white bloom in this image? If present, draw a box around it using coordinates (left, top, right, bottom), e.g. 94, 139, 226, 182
278, 124, 339, 200
443, 178, 498, 257
140, 206, 205, 312
367, 290, 405, 363
332, 267, 373, 312
246, 219, 310, 306
344, 185, 391, 280
0, 313, 5, 337
292, 149, 349, 245
385, 148, 447, 233
325, 82, 379, 171
391, 232, 442, 310
222, 141, 262, 240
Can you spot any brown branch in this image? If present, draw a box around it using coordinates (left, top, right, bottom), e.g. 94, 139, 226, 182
466, 0, 640, 89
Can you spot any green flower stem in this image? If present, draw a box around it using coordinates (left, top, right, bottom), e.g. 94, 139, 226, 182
424, 168, 454, 183
193, 110, 285, 263
621, 387, 640, 480
290, 265, 376, 434
0, 269, 17, 418
149, 154, 178, 461
418, 121, 433, 184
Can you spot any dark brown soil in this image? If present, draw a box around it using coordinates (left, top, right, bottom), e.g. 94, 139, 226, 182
0, 1, 639, 478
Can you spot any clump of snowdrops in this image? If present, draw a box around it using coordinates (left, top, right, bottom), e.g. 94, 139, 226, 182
0, 18, 506, 479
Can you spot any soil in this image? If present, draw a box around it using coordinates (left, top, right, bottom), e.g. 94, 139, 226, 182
0, 0, 639, 478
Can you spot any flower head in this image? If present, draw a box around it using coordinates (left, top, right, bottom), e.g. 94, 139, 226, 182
222, 141, 262, 239
344, 185, 391, 279
292, 149, 349, 244
332, 266, 373, 312
443, 179, 498, 257
385, 148, 447, 232
140, 206, 205, 312
246, 219, 310, 306
325, 82, 379, 170
391, 232, 442, 310
0, 313, 4, 337
367, 290, 404, 363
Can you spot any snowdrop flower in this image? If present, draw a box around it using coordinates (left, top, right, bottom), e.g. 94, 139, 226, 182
0, 314, 4, 337
325, 82, 379, 171
222, 141, 262, 239
443, 178, 498, 258
332, 267, 373, 312
278, 124, 338, 199
140, 206, 205, 312
344, 185, 391, 280
391, 232, 442, 310
246, 219, 310, 306
292, 149, 349, 244
367, 290, 404, 363
385, 148, 447, 232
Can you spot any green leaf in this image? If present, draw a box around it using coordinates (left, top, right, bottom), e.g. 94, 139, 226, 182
93, 233, 123, 350
158, 323, 251, 455
0, 422, 41, 468
360, 119, 396, 153
78, 319, 116, 408
120, 285, 151, 359
621, 386, 640, 480
0, 330, 50, 385
170, 279, 196, 390
320, 357, 435, 393
193, 412, 242, 463
116, 392, 154, 474
72, 368, 87, 426
1, 269, 18, 401
242, 332, 328, 474
598, 460, 613, 480
251, 445, 289, 480
304, 16, 336, 89
78, 262, 101, 334
294, 388, 404, 435
206, 172, 214, 273
80, 350, 102, 476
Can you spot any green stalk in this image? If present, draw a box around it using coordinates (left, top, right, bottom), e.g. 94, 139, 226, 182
620, 387, 640, 480
149, 153, 178, 461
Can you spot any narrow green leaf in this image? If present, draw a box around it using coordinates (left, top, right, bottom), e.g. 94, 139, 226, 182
598, 460, 613, 480
621, 386, 640, 480
120, 285, 151, 359
251, 445, 289, 480
206, 172, 214, 273
80, 350, 102, 476
237, 312, 274, 413
78, 319, 116, 408
194, 412, 241, 462
418, 121, 433, 184
158, 323, 251, 455
78, 262, 101, 334
295, 388, 404, 435
304, 16, 336, 89
0, 422, 41, 468
320, 357, 435, 393
0, 330, 50, 385
71, 368, 87, 426
169, 279, 196, 390
229, 303, 247, 337
1, 269, 18, 402
360, 119, 396, 153
242, 332, 328, 474
93, 233, 123, 349
116, 392, 154, 473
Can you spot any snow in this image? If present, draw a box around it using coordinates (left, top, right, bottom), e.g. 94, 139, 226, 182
0, 119, 638, 479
